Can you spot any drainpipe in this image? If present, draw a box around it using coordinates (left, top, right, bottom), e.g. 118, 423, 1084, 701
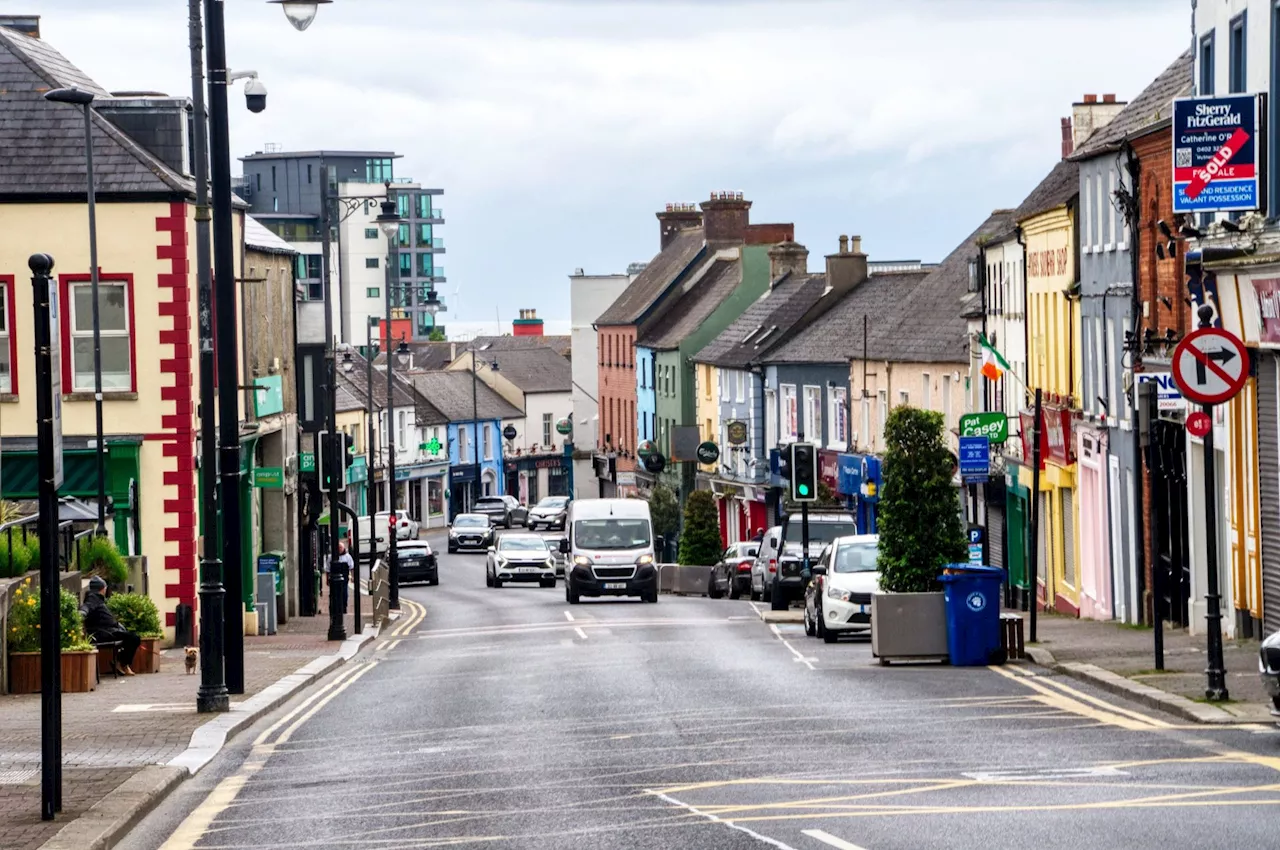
1123, 142, 1147, 624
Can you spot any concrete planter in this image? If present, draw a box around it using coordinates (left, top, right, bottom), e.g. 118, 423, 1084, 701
7, 650, 98, 694
871, 591, 948, 664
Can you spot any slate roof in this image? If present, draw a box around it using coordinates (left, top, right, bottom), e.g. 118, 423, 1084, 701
767, 210, 1014, 366
1071, 51, 1193, 159
0, 27, 194, 198
695, 272, 831, 368
596, 229, 705, 326
390, 342, 456, 372
476, 347, 571, 394
1013, 159, 1079, 223
335, 384, 364, 414
408, 372, 524, 422
637, 257, 741, 350
245, 216, 297, 255
338, 349, 448, 425
467, 334, 572, 358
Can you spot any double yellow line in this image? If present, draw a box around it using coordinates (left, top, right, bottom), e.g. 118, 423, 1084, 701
991, 664, 1173, 731
379, 597, 427, 652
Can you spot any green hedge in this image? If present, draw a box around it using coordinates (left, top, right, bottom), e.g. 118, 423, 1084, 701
75, 536, 128, 586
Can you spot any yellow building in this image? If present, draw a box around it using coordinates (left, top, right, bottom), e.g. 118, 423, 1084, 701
1017, 161, 1083, 615
0, 28, 251, 640
696, 362, 720, 474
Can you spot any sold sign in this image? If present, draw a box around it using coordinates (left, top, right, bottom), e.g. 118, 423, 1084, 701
1184, 127, 1250, 200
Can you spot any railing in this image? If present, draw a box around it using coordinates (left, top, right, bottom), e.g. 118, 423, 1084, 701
0, 515, 97, 571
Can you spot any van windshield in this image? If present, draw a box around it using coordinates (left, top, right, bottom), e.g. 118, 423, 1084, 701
574, 519, 651, 550
791, 521, 858, 546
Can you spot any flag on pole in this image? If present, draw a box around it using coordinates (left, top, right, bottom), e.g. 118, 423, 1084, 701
979, 334, 1010, 382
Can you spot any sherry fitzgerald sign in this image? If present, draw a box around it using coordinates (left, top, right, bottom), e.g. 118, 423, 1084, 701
1173, 94, 1262, 213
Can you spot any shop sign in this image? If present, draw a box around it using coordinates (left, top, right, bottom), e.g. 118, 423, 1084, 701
726, 420, 748, 445
1173, 94, 1262, 213
818, 449, 839, 488
1136, 373, 1186, 413
251, 467, 284, 489
616, 472, 637, 487
299, 452, 316, 473
959, 412, 1008, 444
556, 417, 573, 436
253, 375, 284, 417
836, 454, 861, 496
450, 464, 478, 483
593, 454, 614, 480
959, 436, 990, 484
696, 441, 720, 465
1250, 276, 1280, 348
1019, 407, 1074, 468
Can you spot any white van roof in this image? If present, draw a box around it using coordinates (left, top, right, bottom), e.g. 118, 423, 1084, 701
569, 498, 651, 520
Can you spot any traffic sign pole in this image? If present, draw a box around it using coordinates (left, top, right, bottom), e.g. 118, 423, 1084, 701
1027, 388, 1042, 642
1201, 396, 1229, 701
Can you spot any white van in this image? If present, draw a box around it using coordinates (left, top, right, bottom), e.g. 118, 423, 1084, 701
355, 515, 389, 562
560, 499, 657, 604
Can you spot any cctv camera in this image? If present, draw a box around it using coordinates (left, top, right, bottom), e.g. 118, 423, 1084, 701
244, 78, 267, 114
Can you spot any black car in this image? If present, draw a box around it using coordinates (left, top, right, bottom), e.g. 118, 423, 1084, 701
707, 542, 760, 599
1261, 630, 1280, 721
473, 496, 528, 529
397, 541, 438, 585
448, 513, 495, 553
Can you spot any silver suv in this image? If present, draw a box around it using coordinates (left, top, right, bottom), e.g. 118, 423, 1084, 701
770, 510, 858, 610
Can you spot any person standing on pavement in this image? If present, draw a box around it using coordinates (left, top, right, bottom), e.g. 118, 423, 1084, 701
82, 575, 140, 676
337, 541, 355, 613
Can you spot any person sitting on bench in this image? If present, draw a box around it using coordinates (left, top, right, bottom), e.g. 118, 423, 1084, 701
83, 576, 140, 676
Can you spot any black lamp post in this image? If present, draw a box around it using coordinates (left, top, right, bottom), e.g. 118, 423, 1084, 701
375, 197, 404, 609
42, 87, 107, 537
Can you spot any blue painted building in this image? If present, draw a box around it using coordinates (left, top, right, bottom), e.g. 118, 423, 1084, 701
637, 345, 657, 444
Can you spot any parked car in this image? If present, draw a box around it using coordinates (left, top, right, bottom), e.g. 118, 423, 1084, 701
771, 509, 859, 610
804, 535, 879, 643
526, 496, 571, 530
708, 541, 760, 599
486, 533, 557, 588
474, 495, 528, 529
376, 510, 419, 541
355, 515, 388, 563
397, 540, 438, 585
1261, 630, 1280, 722
447, 514, 495, 553
750, 526, 783, 603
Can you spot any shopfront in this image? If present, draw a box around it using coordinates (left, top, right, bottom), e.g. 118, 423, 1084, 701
834, 453, 881, 535
399, 460, 449, 529
593, 453, 617, 498
449, 464, 479, 519
512, 454, 573, 505
1019, 404, 1079, 615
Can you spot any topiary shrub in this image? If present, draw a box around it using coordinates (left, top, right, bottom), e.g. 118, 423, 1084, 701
75, 535, 128, 586
648, 484, 680, 542
677, 490, 721, 567
106, 592, 164, 639
7, 581, 92, 652
877, 406, 966, 594
0, 537, 32, 579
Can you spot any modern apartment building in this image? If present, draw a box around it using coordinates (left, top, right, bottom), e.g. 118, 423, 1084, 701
238, 148, 446, 343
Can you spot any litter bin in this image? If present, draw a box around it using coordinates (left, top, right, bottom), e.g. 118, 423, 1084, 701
939, 564, 1005, 666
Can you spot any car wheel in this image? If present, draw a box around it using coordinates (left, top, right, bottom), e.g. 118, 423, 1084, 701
644, 588, 658, 603
804, 604, 816, 637
504, 516, 511, 529
429, 573, 439, 586
485, 570, 493, 588
816, 606, 827, 639
770, 580, 787, 611
540, 577, 555, 589
822, 618, 838, 644
493, 576, 503, 588
707, 572, 722, 599
728, 580, 741, 600
750, 579, 762, 602
566, 581, 580, 605
448, 544, 457, 554
761, 583, 772, 604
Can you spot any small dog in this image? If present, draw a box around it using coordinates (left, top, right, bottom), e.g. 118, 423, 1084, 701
184, 646, 198, 675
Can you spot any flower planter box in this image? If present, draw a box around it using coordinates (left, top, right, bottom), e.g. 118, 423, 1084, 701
7, 650, 97, 694
134, 638, 161, 674
871, 591, 949, 664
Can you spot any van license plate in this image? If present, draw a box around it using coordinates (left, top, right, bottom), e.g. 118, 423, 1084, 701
603, 582, 626, 590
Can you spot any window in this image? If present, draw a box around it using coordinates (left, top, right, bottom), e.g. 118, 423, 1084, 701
307, 163, 313, 184
942, 375, 952, 427
364, 227, 378, 240
397, 223, 410, 249
704, 365, 712, 399
1107, 170, 1117, 247
366, 158, 393, 183
399, 253, 412, 278
417, 223, 433, 247
1082, 176, 1092, 250
735, 370, 745, 403
365, 257, 379, 269
922, 373, 931, 410
1272, 2, 1280, 217
396, 193, 410, 219
483, 423, 493, 460
860, 397, 870, 449
898, 390, 909, 407
416, 193, 431, 219
829, 387, 848, 448
458, 426, 469, 461
705, 418, 713, 443
1200, 31, 1215, 95
271, 165, 276, 192
397, 410, 408, 449
0, 277, 14, 394
1230, 12, 1247, 93
803, 386, 822, 445
542, 413, 553, 446
877, 390, 888, 447
415, 312, 436, 338
419, 253, 434, 277
366, 287, 380, 298
296, 253, 322, 281
67, 278, 133, 392
765, 389, 778, 450
1106, 317, 1118, 417
255, 173, 261, 192
781, 384, 798, 443
1095, 173, 1104, 249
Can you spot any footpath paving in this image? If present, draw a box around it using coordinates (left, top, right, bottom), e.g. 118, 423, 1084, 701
0, 593, 383, 850
1019, 610, 1275, 724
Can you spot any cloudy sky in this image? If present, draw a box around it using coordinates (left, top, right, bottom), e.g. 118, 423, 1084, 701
29, 0, 1188, 333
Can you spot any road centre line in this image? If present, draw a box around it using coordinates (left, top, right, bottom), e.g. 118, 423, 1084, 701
645, 789, 800, 850
575, 627, 589, 640
803, 830, 871, 850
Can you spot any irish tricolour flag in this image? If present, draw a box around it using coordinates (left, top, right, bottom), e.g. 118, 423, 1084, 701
979, 334, 1010, 382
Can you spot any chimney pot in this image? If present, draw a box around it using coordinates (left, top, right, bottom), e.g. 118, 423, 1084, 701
1102, 93, 1117, 104
838, 235, 849, 254
851, 236, 863, 254
1084, 93, 1098, 104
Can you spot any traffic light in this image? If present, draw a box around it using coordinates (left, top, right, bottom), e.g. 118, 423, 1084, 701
323, 432, 353, 489
789, 442, 817, 502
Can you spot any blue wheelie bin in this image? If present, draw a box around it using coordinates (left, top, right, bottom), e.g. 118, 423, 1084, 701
939, 564, 1005, 666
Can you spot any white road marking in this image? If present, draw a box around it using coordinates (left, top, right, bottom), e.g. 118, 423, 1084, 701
802, 829, 871, 850
564, 611, 575, 622
770, 624, 815, 670
574, 627, 589, 640
646, 789, 800, 849
962, 766, 1128, 782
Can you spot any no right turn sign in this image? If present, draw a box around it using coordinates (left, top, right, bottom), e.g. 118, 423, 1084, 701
1172, 328, 1249, 405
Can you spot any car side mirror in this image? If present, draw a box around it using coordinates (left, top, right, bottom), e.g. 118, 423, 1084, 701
559, 539, 570, 554
811, 565, 827, 576
487, 546, 495, 553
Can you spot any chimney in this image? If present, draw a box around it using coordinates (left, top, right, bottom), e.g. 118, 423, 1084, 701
0, 15, 40, 38
95, 96, 191, 176
513, 308, 544, 337
1060, 117, 1074, 159
656, 202, 702, 251
768, 241, 809, 283
824, 234, 869, 296
1072, 93, 1127, 150
450, 342, 457, 361
700, 191, 752, 243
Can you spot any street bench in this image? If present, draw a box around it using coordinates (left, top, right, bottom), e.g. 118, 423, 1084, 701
1000, 612, 1025, 661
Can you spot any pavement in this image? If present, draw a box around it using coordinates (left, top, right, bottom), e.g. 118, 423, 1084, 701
1022, 610, 1275, 724
115, 539, 1280, 850
0, 586, 383, 850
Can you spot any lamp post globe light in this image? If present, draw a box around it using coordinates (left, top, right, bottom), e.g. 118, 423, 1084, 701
269, 0, 331, 31
42, 86, 107, 538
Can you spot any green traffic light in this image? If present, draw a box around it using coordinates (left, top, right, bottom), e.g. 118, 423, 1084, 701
798, 484, 810, 496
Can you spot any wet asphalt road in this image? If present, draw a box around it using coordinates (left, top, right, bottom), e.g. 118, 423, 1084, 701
130, 533, 1280, 850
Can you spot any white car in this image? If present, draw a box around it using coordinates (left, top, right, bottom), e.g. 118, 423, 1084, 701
804, 535, 879, 643
377, 510, 419, 541
486, 534, 557, 588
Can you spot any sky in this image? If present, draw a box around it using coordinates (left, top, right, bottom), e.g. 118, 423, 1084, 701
23, 0, 1190, 331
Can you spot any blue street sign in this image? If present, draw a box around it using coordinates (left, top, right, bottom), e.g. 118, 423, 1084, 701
959, 435, 990, 484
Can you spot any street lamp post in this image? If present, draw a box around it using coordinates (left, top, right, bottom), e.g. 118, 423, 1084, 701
375, 197, 404, 609
42, 87, 106, 537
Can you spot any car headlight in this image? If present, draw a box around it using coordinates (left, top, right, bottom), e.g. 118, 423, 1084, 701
826, 585, 851, 602
573, 555, 592, 567
635, 554, 654, 566
495, 557, 506, 568
545, 557, 555, 568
